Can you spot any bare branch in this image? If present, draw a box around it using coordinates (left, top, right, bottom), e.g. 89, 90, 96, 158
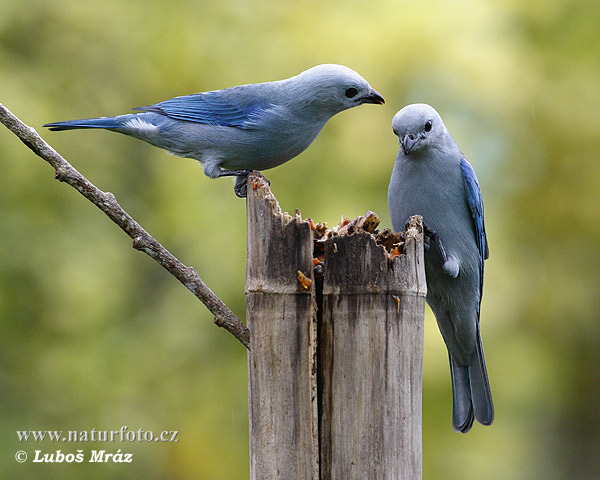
0, 102, 250, 349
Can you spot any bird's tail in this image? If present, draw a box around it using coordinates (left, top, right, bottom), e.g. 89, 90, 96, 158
450, 326, 494, 433
44, 115, 131, 131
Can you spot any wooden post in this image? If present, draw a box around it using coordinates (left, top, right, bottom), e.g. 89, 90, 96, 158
319, 223, 426, 479
246, 173, 426, 480
246, 174, 319, 479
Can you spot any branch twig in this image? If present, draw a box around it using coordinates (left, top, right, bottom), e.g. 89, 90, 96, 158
0, 102, 250, 349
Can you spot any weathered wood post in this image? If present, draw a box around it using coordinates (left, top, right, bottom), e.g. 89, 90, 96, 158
246, 173, 426, 480
245, 174, 319, 479
319, 223, 426, 479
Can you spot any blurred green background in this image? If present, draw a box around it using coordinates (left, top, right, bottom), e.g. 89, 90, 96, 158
1, 0, 599, 478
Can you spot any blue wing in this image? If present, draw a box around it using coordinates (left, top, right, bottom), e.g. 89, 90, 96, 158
133, 90, 268, 129
460, 158, 488, 261
461, 158, 489, 302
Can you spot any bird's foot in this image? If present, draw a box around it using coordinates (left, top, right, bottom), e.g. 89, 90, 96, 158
406, 218, 457, 277
217, 169, 253, 198
234, 175, 248, 198
217, 169, 272, 198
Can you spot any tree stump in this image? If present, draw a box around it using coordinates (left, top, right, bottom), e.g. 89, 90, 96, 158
246, 173, 426, 480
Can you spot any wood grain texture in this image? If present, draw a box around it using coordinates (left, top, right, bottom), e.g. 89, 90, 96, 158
246, 173, 319, 480
246, 172, 425, 479
319, 225, 426, 480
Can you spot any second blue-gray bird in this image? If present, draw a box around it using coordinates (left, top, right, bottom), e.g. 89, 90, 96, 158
44, 64, 384, 196
388, 104, 494, 433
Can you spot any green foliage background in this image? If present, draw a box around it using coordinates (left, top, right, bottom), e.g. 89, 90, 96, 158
1, 0, 599, 478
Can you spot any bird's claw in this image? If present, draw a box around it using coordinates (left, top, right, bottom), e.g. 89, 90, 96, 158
217, 169, 272, 198
218, 169, 253, 198
406, 218, 455, 275
233, 171, 270, 198
234, 175, 248, 198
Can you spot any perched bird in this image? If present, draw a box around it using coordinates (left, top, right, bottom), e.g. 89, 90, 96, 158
387, 103, 493, 433
44, 64, 384, 196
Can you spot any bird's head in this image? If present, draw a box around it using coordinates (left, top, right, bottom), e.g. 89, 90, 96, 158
293, 64, 384, 116
392, 103, 447, 156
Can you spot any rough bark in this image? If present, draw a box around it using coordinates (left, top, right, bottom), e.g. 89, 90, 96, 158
0, 102, 249, 348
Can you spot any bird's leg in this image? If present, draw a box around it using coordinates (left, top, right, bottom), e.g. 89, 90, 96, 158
422, 222, 448, 262
218, 169, 253, 178
406, 218, 459, 277
217, 169, 253, 198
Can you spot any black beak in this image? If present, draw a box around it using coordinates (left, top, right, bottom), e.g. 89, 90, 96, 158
361, 88, 385, 105
402, 134, 419, 155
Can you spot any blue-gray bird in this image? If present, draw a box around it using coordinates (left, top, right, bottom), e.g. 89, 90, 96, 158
387, 103, 494, 433
44, 64, 384, 196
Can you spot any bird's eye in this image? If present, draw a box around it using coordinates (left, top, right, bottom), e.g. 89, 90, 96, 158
424, 119, 433, 132
345, 87, 359, 98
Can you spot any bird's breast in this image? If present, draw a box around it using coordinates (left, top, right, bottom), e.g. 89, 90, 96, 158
389, 156, 476, 261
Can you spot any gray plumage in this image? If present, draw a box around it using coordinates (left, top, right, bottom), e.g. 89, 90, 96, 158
387, 103, 493, 433
44, 64, 384, 196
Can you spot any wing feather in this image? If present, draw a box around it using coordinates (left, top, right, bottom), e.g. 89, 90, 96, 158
460, 158, 488, 302
134, 90, 268, 129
